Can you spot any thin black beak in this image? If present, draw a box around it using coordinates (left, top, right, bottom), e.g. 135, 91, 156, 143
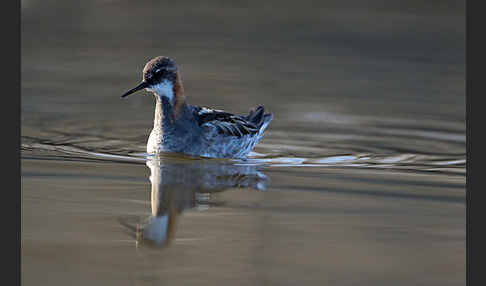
121, 81, 149, 98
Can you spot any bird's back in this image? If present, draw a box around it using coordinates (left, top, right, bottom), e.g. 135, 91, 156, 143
192, 105, 273, 159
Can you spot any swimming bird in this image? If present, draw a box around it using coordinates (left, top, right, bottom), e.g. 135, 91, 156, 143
121, 56, 273, 159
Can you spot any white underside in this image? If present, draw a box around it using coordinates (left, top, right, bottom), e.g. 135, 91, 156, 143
147, 128, 163, 154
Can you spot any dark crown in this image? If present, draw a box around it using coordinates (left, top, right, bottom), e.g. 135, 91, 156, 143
142, 56, 178, 85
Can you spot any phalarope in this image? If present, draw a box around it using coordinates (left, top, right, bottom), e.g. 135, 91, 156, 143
121, 56, 273, 159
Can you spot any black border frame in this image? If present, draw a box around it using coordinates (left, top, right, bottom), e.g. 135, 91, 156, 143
5, 0, 20, 285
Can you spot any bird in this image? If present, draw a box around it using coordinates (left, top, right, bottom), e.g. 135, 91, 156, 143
121, 56, 273, 159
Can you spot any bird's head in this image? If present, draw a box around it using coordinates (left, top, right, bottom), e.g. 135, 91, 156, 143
121, 56, 182, 102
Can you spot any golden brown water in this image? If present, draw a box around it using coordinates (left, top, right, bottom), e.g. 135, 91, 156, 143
22, 1, 465, 285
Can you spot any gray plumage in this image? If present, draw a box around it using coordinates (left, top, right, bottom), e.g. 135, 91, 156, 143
122, 56, 273, 159
147, 97, 272, 158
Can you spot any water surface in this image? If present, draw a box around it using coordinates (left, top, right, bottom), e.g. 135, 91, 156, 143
21, 1, 465, 285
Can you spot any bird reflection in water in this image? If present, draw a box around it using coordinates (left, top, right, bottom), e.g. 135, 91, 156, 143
119, 157, 268, 248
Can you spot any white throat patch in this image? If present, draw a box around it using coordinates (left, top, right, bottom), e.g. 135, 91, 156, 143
147, 80, 174, 104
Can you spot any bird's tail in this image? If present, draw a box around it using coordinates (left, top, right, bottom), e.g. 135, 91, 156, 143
248, 105, 273, 135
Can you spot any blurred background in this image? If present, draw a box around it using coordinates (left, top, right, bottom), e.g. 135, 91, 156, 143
21, 1, 465, 285
21, 0, 465, 136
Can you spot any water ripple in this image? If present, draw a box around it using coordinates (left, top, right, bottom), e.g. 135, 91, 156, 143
21, 129, 465, 176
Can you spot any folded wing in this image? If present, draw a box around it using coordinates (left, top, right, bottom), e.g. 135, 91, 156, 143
194, 105, 271, 138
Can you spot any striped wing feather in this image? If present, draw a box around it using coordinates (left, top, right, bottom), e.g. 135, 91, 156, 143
194, 106, 261, 138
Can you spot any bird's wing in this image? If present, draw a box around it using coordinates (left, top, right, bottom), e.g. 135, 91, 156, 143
194, 106, 260, 138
